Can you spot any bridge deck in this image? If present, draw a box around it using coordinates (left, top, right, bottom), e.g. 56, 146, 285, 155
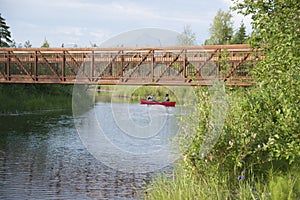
0, 44, 261, 86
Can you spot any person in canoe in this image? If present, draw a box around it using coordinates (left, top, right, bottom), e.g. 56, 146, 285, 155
147, 95, 153, 101
165, 93, 170, 102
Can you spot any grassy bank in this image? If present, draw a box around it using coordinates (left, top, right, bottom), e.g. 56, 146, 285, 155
0, 84, 73, 113
145, 85, 300, 199
146, 163, 300, 200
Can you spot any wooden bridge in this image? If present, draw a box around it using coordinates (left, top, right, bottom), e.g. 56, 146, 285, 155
0, 44, 261, 86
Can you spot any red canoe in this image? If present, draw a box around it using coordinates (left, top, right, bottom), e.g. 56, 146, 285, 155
140, 99, 176, 107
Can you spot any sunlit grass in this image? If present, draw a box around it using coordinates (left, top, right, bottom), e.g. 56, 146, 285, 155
145, 165, 300, 200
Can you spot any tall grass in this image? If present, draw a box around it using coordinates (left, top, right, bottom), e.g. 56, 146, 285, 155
0, 84, 72, 113
145, 167, 231, 200
145, 164, 300, 200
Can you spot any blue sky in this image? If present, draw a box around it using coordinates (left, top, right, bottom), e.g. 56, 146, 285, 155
1, 0, 251, 47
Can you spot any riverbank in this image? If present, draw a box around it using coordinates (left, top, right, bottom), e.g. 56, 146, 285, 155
97, 85, 195, 104
145, 85, 300, 199
0, 84, 73, 113
145, 162, 300, 200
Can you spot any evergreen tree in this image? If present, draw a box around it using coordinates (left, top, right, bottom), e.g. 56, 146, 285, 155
231, 21, 247, 44
205, 10, 233, 45
41, 38, 50, 48
24, 40, 32, 48
0, 14, 12, 47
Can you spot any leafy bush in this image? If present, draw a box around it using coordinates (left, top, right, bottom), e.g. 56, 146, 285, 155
181, 0, 300, 187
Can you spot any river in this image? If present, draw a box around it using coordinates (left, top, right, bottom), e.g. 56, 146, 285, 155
0, 101, 181, 199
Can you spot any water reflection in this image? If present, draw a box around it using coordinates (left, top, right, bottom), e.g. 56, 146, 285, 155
74, 102, 180, 173
0, 110, 169, 199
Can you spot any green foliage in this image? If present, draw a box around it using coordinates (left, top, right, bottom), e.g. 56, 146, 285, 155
179, 0, 300, 178
131, 86, 175, 101
268, 171, 300, 200
145, 167, 231, 200
180, 85, 299, 182
147, 1, 299, 199
0, 13, 12, 47
0, 84, 72, 113
205, 9, 234, 45
234, 0, 300, 165
41, 38, 50, 48
231, 21, 248, 44
146, 164, 300, 200
24, 40, 32, 48
176, 25, 196, 46
218, 48, 232, 76
174, 0, 300, 197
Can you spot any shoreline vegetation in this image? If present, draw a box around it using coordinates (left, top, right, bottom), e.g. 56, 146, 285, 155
0, 84, 73, 114
96, 85, 197, 105
0, 84, 189, 114
145, 85, 300, 200
146, 1, 300, 199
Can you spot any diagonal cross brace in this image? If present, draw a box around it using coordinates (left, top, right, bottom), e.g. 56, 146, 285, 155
63, 51, 91, 81
37, 51, 62, 81
94, 50, 122, 82
0, 70, 7, 80
193, 49, 219, 77
155, 49, 185, 82
10, 51, 34, 80
224, 53, 250, 82
57, 52, 76, 75
123, 50, 153, 82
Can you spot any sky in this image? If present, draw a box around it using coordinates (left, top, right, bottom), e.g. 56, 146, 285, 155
1, 0, 251, 47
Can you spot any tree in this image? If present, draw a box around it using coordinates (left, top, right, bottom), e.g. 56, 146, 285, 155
0, 14, 12, 47
233, 0, 300, 168
205, 10, 233, 45
181, 0, 300, 188
177, 25, 196, 46
41, 38, 50, 48
10, 39, 16, 47
90, 42, 97, 47
231, 21, 247, 44
24, 40, 32, 48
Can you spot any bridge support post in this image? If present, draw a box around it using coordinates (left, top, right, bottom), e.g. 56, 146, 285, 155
183, 49, 187, 80
120, 50, 124, 82
62, 51, 66, 82
5, 51, 11, 81
151, 50, 154, 82
217, 49, 221, 80
91, 50, 94, 82
34, 51, 38, 81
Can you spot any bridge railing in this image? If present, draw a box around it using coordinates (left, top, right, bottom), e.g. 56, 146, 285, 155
0, 44, 262, 86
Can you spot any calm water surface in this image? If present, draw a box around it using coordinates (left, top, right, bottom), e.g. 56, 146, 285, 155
0, 103, 178, 199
